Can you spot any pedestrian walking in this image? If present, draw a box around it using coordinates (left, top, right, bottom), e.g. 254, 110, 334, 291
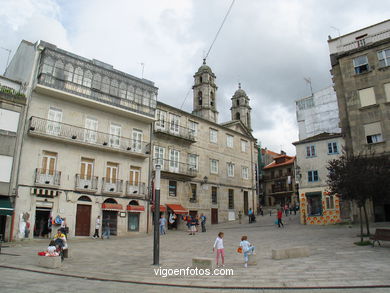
159, 214, 166, 235
101, 220, 110, 239
239, 235, 255, 268
284, 204, 289, 217
189, 216, 197, 235
248, 208, 253, 223
200, 213, 206, 232
213, 232, 225, 267
277, 208, 284, 228
93, 215, 100, 238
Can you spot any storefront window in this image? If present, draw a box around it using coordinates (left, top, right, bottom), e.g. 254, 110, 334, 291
128, 213, 139, 231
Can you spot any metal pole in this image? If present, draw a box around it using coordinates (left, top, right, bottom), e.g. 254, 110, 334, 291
153, 164, 161, 265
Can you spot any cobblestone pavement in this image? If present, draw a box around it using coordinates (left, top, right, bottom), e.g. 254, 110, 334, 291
1, 212, 389, 293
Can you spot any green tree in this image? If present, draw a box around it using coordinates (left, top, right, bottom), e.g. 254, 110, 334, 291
327, 152, 390, 243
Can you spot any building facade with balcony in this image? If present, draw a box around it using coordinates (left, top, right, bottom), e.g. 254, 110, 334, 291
328, 20, 390, 221
262, 153, 297, 207
152, 61, 258, 227
0, 76, 26, 241
5, 40, 157, 239
293, 133, 346, 225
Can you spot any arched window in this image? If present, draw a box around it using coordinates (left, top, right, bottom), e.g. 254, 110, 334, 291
135, 88, 142, 104
103, 198, 118, 204
236, 112, 240, 120
129, 200, 139, 205
198, 91, 202, 106
64, 63, 74, 82
78, 196, 91, 202
54, 60, 64, 78
101, 76, 110, 93
92, 73, 101, 90
73, 67, 83, 84
210, 92, 214, 107
143, 91, 150, 106
119, 82, 127, 99
42, 57, 54, 74
199, 76, 203, 83
83, 70, 92, 87
127, 85, 134, 101
110, 79, 118, 96
236, 99, 240, 106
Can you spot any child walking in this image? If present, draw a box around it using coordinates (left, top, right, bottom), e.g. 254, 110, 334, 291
240, 235, 255, 268
213, 232, 225, 267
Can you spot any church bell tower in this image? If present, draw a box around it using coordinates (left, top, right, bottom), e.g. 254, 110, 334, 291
231, 83, 252, 131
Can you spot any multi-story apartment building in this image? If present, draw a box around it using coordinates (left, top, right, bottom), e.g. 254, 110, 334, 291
0, 76, 26, 241
328, 20, 390, 222
152, 61, 258, 225
262, 153, 297, 207
296, 86, 341, 141
258, 148, 280, 206
293, 133, 347, 225
5, 40, 157, 239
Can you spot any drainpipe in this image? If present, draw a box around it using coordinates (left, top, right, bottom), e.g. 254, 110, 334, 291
11, 41, 44, 240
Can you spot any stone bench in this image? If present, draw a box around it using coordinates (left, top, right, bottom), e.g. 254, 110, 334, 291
37, 255, 62, 268
192, 257, 213, 269
272, 247, 310, 260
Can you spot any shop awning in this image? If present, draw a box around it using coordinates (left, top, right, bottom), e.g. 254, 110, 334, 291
102, 203, 123, 211
127, 205, 145, 212
166, 204, 188, 215
0, 198, 13, 216
151, 205, 166, 212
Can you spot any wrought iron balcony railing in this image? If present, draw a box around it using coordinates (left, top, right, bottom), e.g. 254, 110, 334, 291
29, 116, 150, 156
154, 121, 196, 142
153, 159, 197, 177
38, 73, 155, 118
35, 168, 61, 186
75, 174, 98, 192
125, 182, 146, 197
102, 178, 123, 194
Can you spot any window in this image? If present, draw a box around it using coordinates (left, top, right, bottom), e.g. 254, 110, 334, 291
46, 108, 62, 136
155, 109, 167, 129
307, 192, 322, 216
85, 117, 98, 143
105, 162, 118, 183
242, 166, 249, 179
39, 151, 58, 185
102, 77, 110, 93
385, 83, 390, 102
210, 128, 218, 143
129, 166, 140, 188
198, 91, 202, 105
228, 189, 234, 209
53, 60, 64, 78
188, 120, 198, 137
64, 63, 74, 82
135, 88, 142, 104
80, 158, 94, 180
326, 195, 335, 209
377, 48, 390, 67
308, 170, 319, 182
127, 85, 134, 101
327, 142, 338, 154
0, 155, 13, 182
132, 129, 143, 152
169, 113, 180, 134
110, 79, 119, 96
353, 55, 369, 74
119, 82, 127, 99
83, 70, 92, 88
153, 146, 165, 168
210, 159, 218, 174
306, 145, 316, 157
169, 180, 177, 197
42, 57, 54, 74
0, 108, 19, 132
211, 186, 217, 204
358, 87, 376, 107
241, 140, 248, 152
227, 163, 234, 177
364, 122, 383, 144
188, 154, 198, 171
226, 134, 233, 148
73, 67, 83, 84
109, 123, 121, 148
128, 213, 139, 232
190, 184, 197, 201
92, 73, 101, 90
169, 149, 180, 173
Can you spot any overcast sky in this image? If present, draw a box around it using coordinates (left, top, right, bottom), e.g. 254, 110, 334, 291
1, 0, 389, 154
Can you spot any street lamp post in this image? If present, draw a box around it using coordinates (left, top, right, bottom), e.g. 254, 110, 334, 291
153, 164, 161, 265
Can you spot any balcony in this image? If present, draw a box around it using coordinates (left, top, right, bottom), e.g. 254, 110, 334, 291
153, 159, 197, 180
28, 116, 150, 158
125, 182, 146, 198
75, 174, 98, 193
35, 168, 61, 186
271, 184, 293, 194
335, 28, 390, 53
102, 178, 123, 195
154, 122, 196, 143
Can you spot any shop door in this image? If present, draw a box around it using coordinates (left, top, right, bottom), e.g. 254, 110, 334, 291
244, 191, 249, 215
103, 211, 118, 236
75, 204, 91, 236
34, 208, 51, 238
211, 208, 218, 224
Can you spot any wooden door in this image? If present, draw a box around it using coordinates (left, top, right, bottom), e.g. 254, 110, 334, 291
211, 208, 218, 225
75, 204, 91, 236
244, 191, 249, 215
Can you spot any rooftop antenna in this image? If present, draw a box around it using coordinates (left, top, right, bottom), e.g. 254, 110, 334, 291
304, 77, 313, 96
1, 47, 12, 74
139, 62, 145, 79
